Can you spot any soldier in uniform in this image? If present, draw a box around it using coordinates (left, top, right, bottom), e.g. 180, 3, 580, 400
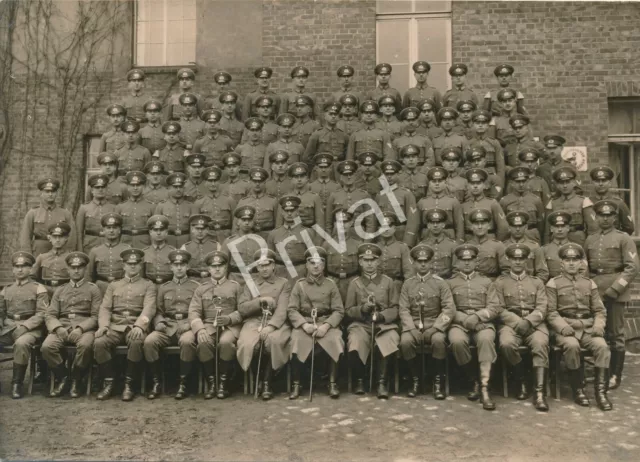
354, 151, 382, 198
288, 246, 344, 399
20, 178, 77, 257
589, 166, 635, 235
393, 107, 435, 169
462, 168, 509, 241
114, 120, 152, 179
204, 72, 238, 115
464, 209, 506, 280
515, 149, 552, 206
177, 93, 206, 148
237, 249, 292, 400
468, 110, 505, 189
443, 64, 478, 109
42, 252, 100, 398
304, 102, 348, 167
181, 214, 221, 283
464, 146, 503, 200
367, 63, 402, 115
501, 211, 550, 282
492, 243, 549, 412
156, 121, 186, 174
545, 166, 597, 246
281, 66, 316, 116
546, 243, 613, 411
94, 248, 156, 401
347, 100, 395, 161
220, 153, 251, 202
243, 66, 281, 120
222, 206, 263, 286
279, 162, 325, 229
86, 213, 131, 295
483, 64, 527, 117
399, 244, 455, 399
492, 88, 518, 148
183, 153, 208, 203
441, 147, 468, 203
77, 174, 117, 253
336, 94, 364, 137
116, 171, 155, 249
98, 104, 127, 153
265, 151, 292, 200
376, 95, 403, 139
419, 209, 457, 279
91, 152, 128, 205
236, 117, 268, 171
265, 113, 304, 170
32, 223, 72, 298
143, 215, 176, 286
331, 65, 363, 107
537, 135, 572, 194
345, 243, 399, 398
376, 211, 415, 286
433, 108, 470, 165
308, 153, 341, 209
541, 211, 583, 279
453, 100, 476, 139
122, 69, 148, 124
416, 98, 444, 139
139, 100, 166, 154
193, 110, 234, 168
375, 160, 419, 245
195, 166, 236, 243
291, 95, 321, 148
403, 61, 442, 110
417, 167, 465, 243
165, 68, 202, 122
585, 200, 640, 390
155, 172, 197, 248
505, 114, 544, 168
143, 161, 169, 205
447, 244, 500, 410
0, 252, 48, 399
398, 144, 429, 202
189, 250, 243, 399
500, 167, 545, 243
234, 167, 278, 240
217, 90, 244, 147
241, 95, 279, 146
326, 160, 373, 234
143, 249, 200, 400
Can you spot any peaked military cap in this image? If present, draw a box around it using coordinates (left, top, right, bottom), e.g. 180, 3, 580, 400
205, 251, 228, 266
213, 71, 232, 84
339, 94, 358, 106
471, 110, 492, 123
101, 213, 123, 227
400, 144, 420, 158
127, 69, 145, 81
12, 251, 35, 267
518, 149, 540, 162
219, 90, 238, 104
552, 166, 577, 182
189, 214, 211, 227
178, 93, 198, 105
544, 135, 566, 148
244, 117, 264, 131
426, 167, 448, 180
356, 152, 379, 166
547, 211, 572, 226
358, 243, 382, 259
166, 172, 187, 186
121, 248, 145, 264
48, 222, 71, 236
438, 107, 458, 120
37, 178, 60, 191
360, 100, 379, 113
88, 174, 110, 188
466, 145, 487, 161
465, 168, 488, 183
506, 211, 529, 226
143, 99, 162, 112
375, 63, 392, 75
235, 205, 256, 220
558, 243, 585, 260
509, 114, 530, 128
441, 146, 462, 161
288, 162, 309, 177
185, 153, 206, 167
590, 166, 614, 181
276, 113, 297, 127
400, 107, 420, 121
380, 160, 402, 175
505, 243, 531, 259
290, 66, 309, 78
66, 252, 90, 267
449, 64, 468, 76
97, 152, 117, 165
147, 215, 169, 230
304, 246, 327, 261
279, 195, 301, 211
202, 166, 222, 181
508, 166, 531, 182
425, 208, 448, 223
269, 150, 289, 163
144, 161, 166, 175
177, 68, 195, 80
125, 171, 147, 185
323, 101, 341, 113
454, 244, 479, 260
202, 110, 222, 123
418, 99, 437, 112
457, 100, 477, 112
334, 207, 354, 222
497, 88, 517, 101
162, 121, 181, 134
381, 211, 398, 226
410, 244, 434, 262
337, 65, 355, 77
121, 120, 140, 133
253, 248, 277, 264
337, 160, 358, 174
249, 167, 269, 182
469, 208, 492, 223
412, 61, 431, 73
106, 104, 126, 116
313, 153, 333, 167
254, 67, 273, 79
295, 95, 313, 107
255, 95, 274, 107
223, 152, 242, 166
169, 249, 191, 264
594, 200, 618, 215
494, 64, 514, 76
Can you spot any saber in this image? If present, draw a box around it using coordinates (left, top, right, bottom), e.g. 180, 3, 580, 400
368, 294, 377, 393
309, 307, 318, 402
212, 296, 222, 392
254, 300, 270, 399
418, 289, 425, 395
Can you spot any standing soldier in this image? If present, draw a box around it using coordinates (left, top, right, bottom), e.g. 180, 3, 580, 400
322, 207, 363, 295
292, 95, 322, 148
416, 99, 444, 140
376, 95, 403, 139
189, 250, 244, 399
501, 211, 550, 282
453, 100, 476, 139
419, 209, 458, 279
234, 167, 278, 240
545, 166, 597, 247
375, 160, 419, 245
288, 246, 345, 399
156, 121, 187, 174
492, 88, 518, 148
347, 100, 395, 161
376, 211, 415, 286
417, 167, 465, 243
354, 151, 383, 198
399, 244, 456, 399
218, 91, 244, 147
155, 172, 196, 248
493, 243, 549, 412
331, 65, 363, 107
143, 249, 200, 400
86, 213, 131, 295
116, 171, 155, 249
393, 108, 435, 169
222, 206, 263, 285
443, 64, 478, 109
20, 178, 77, 257
195, 166, 236, 243
0, 252, 48, 399
326, 160, 373, 234
90, 152, 128, 205
42, 252, 100, 398
447, 244, 500, 410
336, 94, 364, 137
441, 147, 467, 203
505, 115, 544, 168
122, 69, 148, 124
514, 149, 551, 206
282, 67, 315, 115
541, 211, 582, 279
464, 146, 503, 200
468, 110, 505, 189
77, 174, 117, 253
243, 66, 281, 120
537, 135, 575, 193
94, 248, 157, 401
398, 145, 429, 202
483, 64, 527, 117
31, 223, 72, 298
220, 153, 251, 203
142, 161, 169, 205
183, 153, 208, 203
98, 104, 127, 153
177, 93, 206, 148
165, 68, 202, 122
138, 100, 166, 153
462, 168, 509, 241
280, 162, 324, 229
265, 151, 292, 200
203, 72, 237, 116
585, 200, 640, 390
237, 249, 292, 400
346, 243, 400, 398
114, 120, 152, 180
265, 113, 304, 170
500, 166, 546, 243
589, 166, 635, 235
181, 214, 221, 283
465, 209, 506, 280
193, 110, 234, 168
241, 95, 279, 146
547, 243, 613, 411
433, 108, 470, 165
308, 154, 341, 210
403, 61, 442, 110
304, 102, 348, 167
368, 63, 402, 115
143, 215, 176, 286
236, 118, 268, 171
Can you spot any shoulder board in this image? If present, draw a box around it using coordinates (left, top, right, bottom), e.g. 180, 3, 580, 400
228, 279, 240, 286
351, 276, 361, 283
183, 241, 194, 247
582, 197, 593, 208
86, 281, 99, 288
589, 279, 597, 289
36, 283, 48, 294
432, 274, 444, 281
161, 281, 173, 287
546, 278, 557, 288
381, 274, 394, 283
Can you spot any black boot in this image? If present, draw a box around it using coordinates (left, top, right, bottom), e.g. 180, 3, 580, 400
216, 360, 231, 399
289, 356, 302, 400
121, 360, 138, 402
69, 367, 86, 399
11, 364, 27, 399
407, 358, 420, 398
595, 367, 613, 411
96, 360, 115, 400
377, 356, 389, 399
432, 359, 446, 400
147, 361, 162, 400
33, 359, 48, 384
328, 360, 340, 398
203, 360, 216, 400
350, 351, 366, 394
533, 367, 549, 412
49, 363, 70, 398
479, 362, 495, 410
514, 361, 529, 400
569, 368, 589, 407
463, 361, 480, 401
175, 360, 192, 400
261, 361, 274, 401
608, 350, 625, 390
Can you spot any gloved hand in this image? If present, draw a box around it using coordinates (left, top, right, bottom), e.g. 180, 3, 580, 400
361, 303, 372, 314
217, 315, 231, 327
155, 322, 168, 333
302, 323, 316, 335
314, 323, 331, 338
197, 329, 210, 344
463, 315, 480, 331
12, 326, 29, 340
56, 327, 69, 342
260, 296, 276, 310
260, 325, 275, 342
127, 326, 144, 341
515, 319, 532, 337
560, 325, 575, 337
67, 327, 83, 343
95, 326, 109, 338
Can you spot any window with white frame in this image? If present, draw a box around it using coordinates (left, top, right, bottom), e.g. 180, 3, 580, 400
135, 0, 196, 67
607, 98, 639, 236
376, 0, 452, 96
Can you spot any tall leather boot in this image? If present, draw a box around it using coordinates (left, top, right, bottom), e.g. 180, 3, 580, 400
121, 360, 138, 402
175, 360, 192, 400
377, 355, 389, 399
432, 358, 446, 400
49, 362, 70, 398
146, 361, 162, 400
514, 361, 529, 400
328, 359, 340, 398
96, 360, 115, 400
533, 367, 549, 412
463, 361, 480, 401
349, 351, 366, 395
479, 362, 495, 410
69, 367, 86, 398
407, 357, 420, 398
216, 360, 231, 399
608, 350, 625, 390
33, 359, 48, 384
261, 358, 274, 401
203, 360, 216, 399
568, 368, 589, 407
594, 367, 613, 411
289, 356, 302, 400
11, 363, 27, 399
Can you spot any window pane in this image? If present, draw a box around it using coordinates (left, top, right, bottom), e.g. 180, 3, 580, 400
377, 19, 410, 64
183, 19, 196, 43
137, 0, 150, 21
137, 22, 149, 44
167, 21, 184, 44
389, 63, 410, 97
166, 43, 183, 66
167, 0, 183, 19
608, 101, 634, 134
149, 0, 164, 21
182, 44, 196, 64
427, 62, 449, 94
414, 0, 451, 13
183, 0, 196, 19
376, 0, 412, 14
136, 44, 147, 65
146, 43, 164, 66
149, 21, 164, 44
416, 17, 450, 63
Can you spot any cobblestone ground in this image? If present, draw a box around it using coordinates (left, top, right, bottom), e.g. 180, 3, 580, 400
1, 356, 639, 461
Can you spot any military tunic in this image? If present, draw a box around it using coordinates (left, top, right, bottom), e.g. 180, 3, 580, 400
19, 202, 77, 257
77, 199, 117, 253
403, 85, 442, 110
181, 237, 221, 282
165, 91, 203, 121
462, 196, 509, 241
267, 223, 318, 281
178, 117, 206, 147
445, 171, 468, 204
368, 86, 402, 114
420, 234, 457, 279
143, 184, 169, 205
398, 168, 428, 202
541, 239, 588, 279
590, 193, 635, 235
309, 178, 341, 210
139, 122, 166, 153
500, 237, 550, 282
220, 178, 251, 204
218, 115, 244, 147
235, 142, 267, 171
241, 119, 279, 146
505, 135, 544, 168
545, 194, 597, 246
155, 144, 186, 174
292, 118, 322, 149
416, 122, 444, 140
87, 242, 132, 294
99, 129, 126, 154
463, 236, 506, 280
304, 126, 349, 166
222, 233, 264, 286
183, 178, 208, 203
193, 134, 234, 168
432, 132, 470, 166
375, 116, 403, 140
143, 243, 176, 285
265, 176, 292, 200
443, 87, 478, 109
114, 144, 152, 178
468, 136, 505, 186
484, 87, 525, 117
264, 139, 304, 171
347, 127, 396, 161
32, 249, 71, 298
500, 192, 545, 243
155, 198, 197, 248
376, 236, 415, 284
323, 235, 362, 301
234, 192, 279, 239
417, 193, 464, 242
375, 185, 419, 245
195, 192, 236, 243
336, 118, 364, 138
275, 187, 324, 229
325, 187, 373, 232
393, 133, 436, 168
116, 198, 155, 249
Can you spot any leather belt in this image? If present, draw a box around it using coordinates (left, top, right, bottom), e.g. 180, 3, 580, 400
10, 313, 33, 321
509, 308, 531, 317
570, 225, 584, 231
122, 229, 148, 236
328, 271, 357, 279
168, 229, 190, 236
167, 312, 187, 321
210, 223, 231, 231
96, 275, 119, 282
187, 269, 210, 278
60, 313, 88, 320
593, 267, 624, 275
84, 230, 102, 237
147, 275, 172, 284
41, 279, 70, 287
562, 313, 592, 320
276, 259, 306, 266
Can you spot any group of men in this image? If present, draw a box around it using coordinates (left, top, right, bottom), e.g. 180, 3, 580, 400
1, 62, 638, 414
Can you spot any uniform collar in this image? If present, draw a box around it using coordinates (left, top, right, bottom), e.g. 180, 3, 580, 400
378, 83, 390, 90
257, 274, 277, 284
599, 227, 615, 235
509, 271, 527, 281
104, 239, 122, 248
92, 198, 106, 206
211, 276, 227, 285
124, 275, 140, 283
416, 272, 431, 283
425, 234, 445, 244
460, 271, 476, 281
360, 272, 380, 284
41, 201, 57, 211
71, 278, 86, 288
15, 278, 31, 286
181, 115, 193, 122
173, 276, 189, 284
153, 242, 168, 251
305, 274, 325, 285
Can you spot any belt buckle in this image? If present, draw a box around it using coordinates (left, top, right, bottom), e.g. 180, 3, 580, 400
521, 310, 530, 316
339, 272, 347, 279
13, 314, 20, 321
175, 313, 184, 320
51, 280, 59, 286
213, 224, 221, 230
107, 276, 115, 282
176, 229, 182, 236
156, 277, 164, 284
596, 269, 604, 274
200, 271, 209, 278
123, 311, 130, 318
69, 312, 76, 320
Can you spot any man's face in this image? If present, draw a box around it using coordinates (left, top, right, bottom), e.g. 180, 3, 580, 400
384, 172, 398, 185
148, 173, 163, 185
467, 180, 484, 196
377, 73, 391, 85
279, 124, 293, 138
297, 104, 311, 118
512, 178, 528, 194
340, 75, 352, 87
429, 178, 446, 194
340, 171, 356, 187
341, 104, 357, 117
522, 160, 538, 172
551, 223, 569, 240
102, 225, 121, 240
238, 217, 254, 233
257, 104, 273, 118
206, 120, 219, 135
509, 256, 527, 273
440, 118, 456, 131
459, 110, 473, 123
501, 97, 516, 112
205, 178, 218, 193
124, 262, 142, 278
191, 225, 207, 241
402, 154, 418, 170
473, 120, 488, 134
181, 103, 196, 117
562, 257, 581, 276
221, 101, 236, 115
294, 76, 307, 88
252, 179, 265, 194
414, 71, 428, 84
594, 178, 611, 195
171, 262, 188, 279
146, 110, 160, 123
125, 132, 138, 144
442, 159, 460, 172
257, 76, 270, 90
165, 132, 179, 145
469, 157, 487, 169
471, 221, 490, 237
292, 174, 308, 189
209, 263, 227, 280
427, 221, 445, 236
420, 108, 435, 123
361, 111, 377, 124
596, 213, 615, 230
510, 224, 527, 240
225, 165, 240, 178
546, 146, 562, 160
324, 110, 339, 126
128, 183, 144, 198
306, 258, 325, 277
497, 74, 512, 86
48, 234, 68, 249
129, 78, 144, 92
452, 74, 466, 87
179, 77, 194, 91
359, 257, 379, 274
315, 164, 332, 178
170, 184, 184, 199
188, 165, 203, 179
415, 259, 431, 275
380, 104, 395, 117
271, 161, 288, 176
92, 185, 106, 200
405, 118, 419, 132
513, 124, 529, 139
68, 265, 86, 281
257, 261, 275, 279
248, 128, 262, 143
102, 162, 117, 176
381, 223, 396, 239
150, 228, 168, 244
110, 114, 125, 127
13, 264, 32, 281
556, 179, 575, 196
282, 208, 298, 223
458, 258, 477, 275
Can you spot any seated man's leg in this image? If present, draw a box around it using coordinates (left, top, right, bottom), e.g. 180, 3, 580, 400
143, 331, 172, 399
499, 326, 528, 399
426, 330, 447, 399
400, 330, 421, 396
347, 324, 369, 394
94, 329, 124, 400
9, 332, 38, 399
525, 329, 550, 411
582, 333, 613, 410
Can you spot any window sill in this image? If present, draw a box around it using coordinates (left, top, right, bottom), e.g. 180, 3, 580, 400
130, 64, 198, 75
